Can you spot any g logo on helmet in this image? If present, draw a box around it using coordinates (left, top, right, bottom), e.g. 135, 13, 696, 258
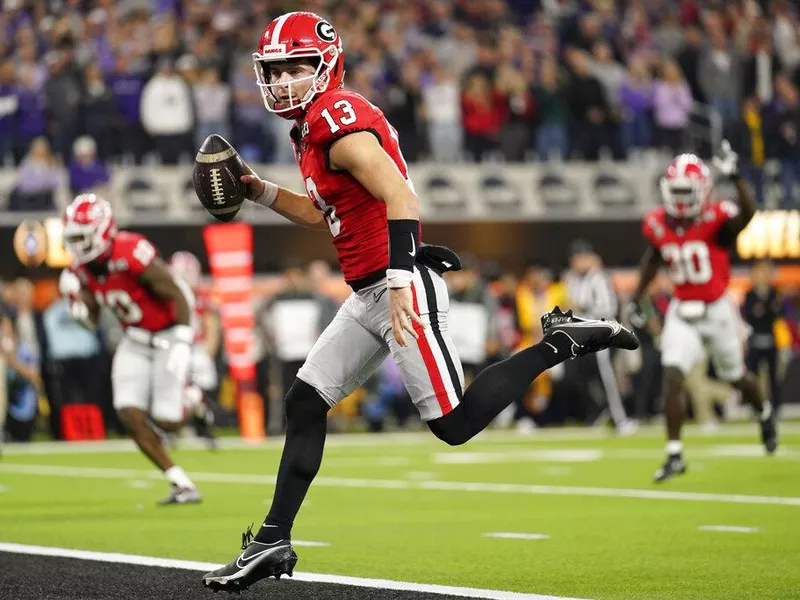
13, 219, 48, 267
316, 20, 336, 43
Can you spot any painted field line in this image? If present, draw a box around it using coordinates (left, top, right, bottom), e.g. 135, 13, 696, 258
483, 533, 551, 541
698, 525, 761, 533
3, 463, 800, 507
0, 542, 585, 600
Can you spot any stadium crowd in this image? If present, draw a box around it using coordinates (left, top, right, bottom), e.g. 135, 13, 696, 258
0, 1, 799, 175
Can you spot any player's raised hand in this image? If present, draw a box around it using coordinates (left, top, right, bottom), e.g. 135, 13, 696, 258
712, 139, 740, 179
389, 287, 426, 347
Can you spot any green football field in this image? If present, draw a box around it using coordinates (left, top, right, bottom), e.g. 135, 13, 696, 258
1, 424, 799, 600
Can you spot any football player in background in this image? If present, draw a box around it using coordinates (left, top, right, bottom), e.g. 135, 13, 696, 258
61, 193, 202, 504
202, 12, 639, 592
168, 251, 220, 449
629, 142, 777, 483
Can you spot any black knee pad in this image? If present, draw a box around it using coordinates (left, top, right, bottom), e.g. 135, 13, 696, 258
427, 405, 471, 446
284, 378, 329, 424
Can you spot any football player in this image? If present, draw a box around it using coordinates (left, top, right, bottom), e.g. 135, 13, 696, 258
628, 142, 778, 484
202, 12, 639, 591
62, 193, 202, 504
168, 251, 220, 449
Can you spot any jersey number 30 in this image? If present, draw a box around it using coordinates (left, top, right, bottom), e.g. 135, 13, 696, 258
661, 241, 712, 285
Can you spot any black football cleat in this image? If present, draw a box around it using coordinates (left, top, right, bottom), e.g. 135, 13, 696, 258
541, 306, 640, 357
760, 412, 778, 455
202, 524, 298, 593
158, 485, 202, 506
653, 454, 687, 483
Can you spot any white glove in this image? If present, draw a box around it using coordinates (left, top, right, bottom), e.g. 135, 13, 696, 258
70, 300, 96, 330
712, 139, 740, 179
166, 325, 193, 382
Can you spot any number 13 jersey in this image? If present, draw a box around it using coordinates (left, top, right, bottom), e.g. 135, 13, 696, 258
72, 232, 176, 332
291, 89, 416, 289
642, 200, 740, 303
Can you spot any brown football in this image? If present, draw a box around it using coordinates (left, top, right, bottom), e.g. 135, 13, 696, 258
193, 134, 250, 222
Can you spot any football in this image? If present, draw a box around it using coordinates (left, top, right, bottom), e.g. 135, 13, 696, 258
193, 134, 250, 222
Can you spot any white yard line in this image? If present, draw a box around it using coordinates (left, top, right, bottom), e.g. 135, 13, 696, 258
698, 525, 761, 534
483, 533, 551, 541
0, 542, 585, 600
2, 463, 800, 507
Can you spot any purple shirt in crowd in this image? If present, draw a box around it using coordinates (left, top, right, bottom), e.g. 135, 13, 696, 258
653, 81, 693, 128
69, 159, 110, 194
619, 82, 654, 119
108, 73, 144, 125
14, 87, 46, 140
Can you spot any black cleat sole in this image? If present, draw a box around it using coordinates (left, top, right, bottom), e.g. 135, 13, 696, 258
203, 551, 298, 593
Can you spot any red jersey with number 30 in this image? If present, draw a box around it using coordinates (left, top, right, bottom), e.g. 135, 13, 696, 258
642, 200, 740, 303
292, 89, 414, 286
73, 231, 176, 332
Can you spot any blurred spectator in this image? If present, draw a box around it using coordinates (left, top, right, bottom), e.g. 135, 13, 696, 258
192, 67, 231, 150
653, 10, 686, 57
383, 62, 424, 163
461, 72, 505, 161
44, 50, 82, 161
68, 136, 110, 196
676, 25, 706, 103
232, 58, 272, 164
447, 254, 499, 384
0, 61, 17, 164
698, 27, 743, 125
619, 56, 654, 151
533, 59, 569, 160
2, 327, 41, 443
566, 49, 618, 160
42, 291, 105, 440
589, 41, 626, 118
9, 137, 61, 212
422, 62, 462, 163
653, 59, 693, 153
771, 76, 800, 208
140, 59, 194, 164
745, 29, 782, 106
81, 63, 121, 161
13, 68, 47, 165
772, 0, 800, 73
742, 260, 783, 408
494, 63, 534, 161
362, 359, 414, 433
11, 278, 43, 362
727, 96, 767, 206
108, 55, 147, 163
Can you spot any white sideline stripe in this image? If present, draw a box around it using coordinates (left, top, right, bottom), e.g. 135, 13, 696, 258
434, 450, 603, 464
0, 543, 584, 600
698, 525, 761, 534
4, 423, 800, 456
483, 533, 551, 541
3, 463, 800, 507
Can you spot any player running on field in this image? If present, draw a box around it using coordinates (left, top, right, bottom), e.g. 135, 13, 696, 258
62, 194, 202, 505
202, 11, 639, 592
628, 141, 778, 483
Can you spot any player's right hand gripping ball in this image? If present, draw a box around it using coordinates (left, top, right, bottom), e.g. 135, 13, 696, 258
193, 134, 250, 222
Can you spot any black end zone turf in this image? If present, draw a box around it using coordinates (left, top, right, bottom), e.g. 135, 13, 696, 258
0, 553, 473, 600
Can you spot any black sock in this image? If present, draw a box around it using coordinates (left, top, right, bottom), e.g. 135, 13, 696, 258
255, 379, 329, 544
428, 343, 558, 445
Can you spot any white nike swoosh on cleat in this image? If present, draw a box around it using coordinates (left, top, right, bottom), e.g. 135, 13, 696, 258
235, 543, 287, 569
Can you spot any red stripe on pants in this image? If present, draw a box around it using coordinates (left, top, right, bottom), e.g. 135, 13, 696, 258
411, 282, 453, 415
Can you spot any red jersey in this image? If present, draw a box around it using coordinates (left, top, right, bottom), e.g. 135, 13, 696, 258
73, 231, 175, 332
292, 89, 415, 287
642, 200, 740, 303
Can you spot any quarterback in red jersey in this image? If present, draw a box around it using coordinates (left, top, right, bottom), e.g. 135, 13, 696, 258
61, 193, 201, 504
630, 142, 777, 483
202, 12, 639, 592
168, 251, 221, 447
